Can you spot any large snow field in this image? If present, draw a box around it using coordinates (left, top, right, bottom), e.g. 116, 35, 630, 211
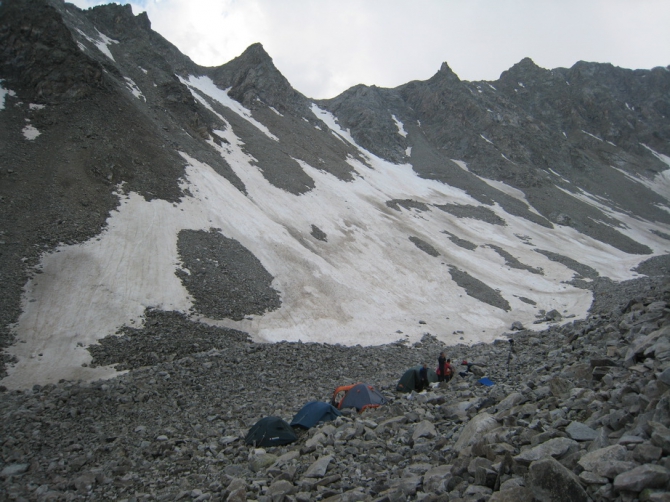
2, 84, 669, 389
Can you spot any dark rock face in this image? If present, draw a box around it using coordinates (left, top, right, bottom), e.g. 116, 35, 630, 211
0, 0, 105, 101
448, 266, 511, 311
318, 56, 670, 254
175, 229, 281, 320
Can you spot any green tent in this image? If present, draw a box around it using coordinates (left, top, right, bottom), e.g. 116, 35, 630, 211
396, 365, 438, 393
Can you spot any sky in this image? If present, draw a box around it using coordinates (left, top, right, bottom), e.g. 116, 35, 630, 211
68, 0, 670, 99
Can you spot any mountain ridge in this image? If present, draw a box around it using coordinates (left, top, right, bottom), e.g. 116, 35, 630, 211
0, 0, 669, 388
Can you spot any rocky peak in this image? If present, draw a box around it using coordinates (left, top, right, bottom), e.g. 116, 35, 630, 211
497, 56, 548, 86
206, 42, 306, 113
81, 1, 155, 40
433, 61, 461, 83
0, 0, 104, 102
235, 42, 274, 67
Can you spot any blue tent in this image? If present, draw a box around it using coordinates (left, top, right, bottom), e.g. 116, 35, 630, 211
335, 383, 387, 412
290, 401, 341, 429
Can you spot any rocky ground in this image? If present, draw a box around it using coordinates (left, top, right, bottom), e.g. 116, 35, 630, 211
1, 258, 670, 501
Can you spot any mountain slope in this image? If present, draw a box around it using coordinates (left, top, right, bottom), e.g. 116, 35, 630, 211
0, 0, 668, 388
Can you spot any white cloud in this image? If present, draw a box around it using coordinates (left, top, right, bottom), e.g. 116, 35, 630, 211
66, 0, 670, 98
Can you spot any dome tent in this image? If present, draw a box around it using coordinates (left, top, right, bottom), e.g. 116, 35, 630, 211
396, 365, 438, 393
331, 382, 387, 412
245, 416, 297, 447
290, 401, 341, 429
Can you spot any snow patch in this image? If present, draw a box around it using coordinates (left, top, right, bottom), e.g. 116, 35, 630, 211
0, 81, 16, 110
452, 159, 469, 172
582, 130, 603, 142
22, 124, 41, 140
76, 28, 118, 61
480, 134, 494, 145
180, 75, 278, 141
405, 147, 412, 157
392, 114, 407, 137
269, 106, 283, 116
124, 77, 145, 101
29, 103, 45, 111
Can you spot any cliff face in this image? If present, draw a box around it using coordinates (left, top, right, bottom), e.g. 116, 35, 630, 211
0, 0, 669, 387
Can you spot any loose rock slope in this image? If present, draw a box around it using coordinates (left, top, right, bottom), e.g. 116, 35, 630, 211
2, 263, 669, 501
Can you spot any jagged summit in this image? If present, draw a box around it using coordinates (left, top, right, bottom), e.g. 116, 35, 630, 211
234, 42, 274, 66
206, 42, 306, 113
497, 56, 547, 83
414, 61, 463, 87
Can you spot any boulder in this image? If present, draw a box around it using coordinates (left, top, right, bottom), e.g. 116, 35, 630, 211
454, 413, 499, 451
513, 437, 579, 465
578, 444, 629, 472
527, 457, 589, 502
613, 464, 670, 493
565, 421, 598, 441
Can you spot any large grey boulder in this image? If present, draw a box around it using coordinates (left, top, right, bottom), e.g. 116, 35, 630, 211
565, 421, 598, 441
302, 455, 332, 478
454, 413, 499, 450
613, 464, 670, 493
489, 486, 534, 502
578, 444, 629, 472
527, 457, 589, 502
513, 437, 579, 465
412, 419, 437, 440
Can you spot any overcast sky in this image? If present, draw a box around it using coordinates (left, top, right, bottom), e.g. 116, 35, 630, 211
70, 0, 670, 99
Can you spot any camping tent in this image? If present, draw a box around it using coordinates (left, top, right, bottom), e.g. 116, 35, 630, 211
396, 365, 438, 393
331, 383, 387, 412
290, 401, 341, 429
245, 416, 297, 447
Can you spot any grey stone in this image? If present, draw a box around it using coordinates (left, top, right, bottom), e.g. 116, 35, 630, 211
565, 421, 598, 441
649, 421, 670, 454
593, 460, 640, 479
528, 457, 589, 502
412, 419, 437, 440
266, 479, 296, 501
659, 368, 670, 387
302, 455, 332, 478
613, 464, 670, 492
548, 377, 572, 398
422, 465, 452, 493
389, 475, 422, 496
488, 486, 534, 502
514, 437, 579, 465
249, 453, 278, 472
633, 443, 663, 463
497, 392, 526, 412
454, 413, 499, 451
578, 445, 629, 472
579, 470, 609, 485
0, 463, 29, 478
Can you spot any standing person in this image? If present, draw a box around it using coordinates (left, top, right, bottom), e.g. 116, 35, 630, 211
445, 359, 455, 382
437, 352, 447, 382
418, 363, 429, 391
